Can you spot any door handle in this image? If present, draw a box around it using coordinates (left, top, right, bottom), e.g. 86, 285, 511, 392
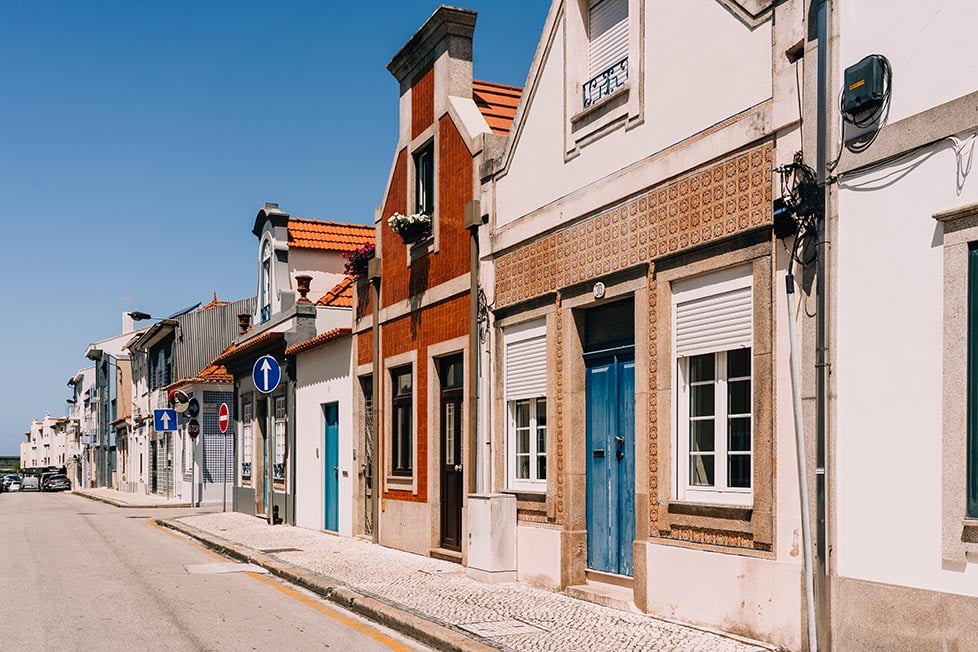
454, 464, 462, 472
614, 436, 625, 461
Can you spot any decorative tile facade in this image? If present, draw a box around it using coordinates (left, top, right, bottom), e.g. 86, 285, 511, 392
647, 264, 658, 534
554, 292, 565, 524
494, 144, 773, 308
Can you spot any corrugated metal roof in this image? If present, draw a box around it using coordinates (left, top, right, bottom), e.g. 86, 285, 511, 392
472, 80, 522, 135
287, 218, 375, 252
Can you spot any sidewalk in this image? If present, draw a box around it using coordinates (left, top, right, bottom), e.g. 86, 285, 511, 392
163, 512, 770, 652
74, 487, 191, 508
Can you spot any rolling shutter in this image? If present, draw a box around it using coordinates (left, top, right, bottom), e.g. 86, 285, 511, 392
675, 286, 752, 357
505, 323, 547, 401
589, 0, 628, 78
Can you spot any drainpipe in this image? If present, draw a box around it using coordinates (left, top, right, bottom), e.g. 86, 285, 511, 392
465, 201, 482, 495
369, 256, 382, 544
815, 0, 833, 648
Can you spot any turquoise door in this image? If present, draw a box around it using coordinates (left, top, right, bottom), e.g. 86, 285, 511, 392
585, 352, 635, 576
324, 403, 339, 532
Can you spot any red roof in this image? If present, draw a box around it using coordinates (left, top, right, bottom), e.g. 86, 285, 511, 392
211, 331, 286, 367
199, 293, 229, 311
284, 328, 352, 356
287, 218, 375, 252
473, 80, 522, 135
317, 275, 355, 308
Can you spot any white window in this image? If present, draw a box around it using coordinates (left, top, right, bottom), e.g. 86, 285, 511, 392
505, 320, 547, 491
241, 401, 252, 479
260, 239, 272, 323
273, 396, 286, 481
584, 0, 628, 108
673, 266, 753, 505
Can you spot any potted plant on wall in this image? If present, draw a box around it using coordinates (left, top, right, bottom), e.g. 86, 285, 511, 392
343, 242, 375, 279
388, 212, 432, 245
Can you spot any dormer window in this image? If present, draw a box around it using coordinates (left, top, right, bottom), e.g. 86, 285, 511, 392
260, 239, 272, 323
584, 0, 628, 109
414, 143, 434, 217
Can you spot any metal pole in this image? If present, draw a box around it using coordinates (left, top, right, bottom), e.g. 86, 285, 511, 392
223, 429, 228, 512
267, 395, 273, 526
191, 435, 195, 508
815, 0, 833, 648
468, 214, 479, 495
371, 269, 381, 544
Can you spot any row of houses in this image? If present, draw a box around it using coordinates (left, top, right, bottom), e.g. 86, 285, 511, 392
25, 2, 978, 649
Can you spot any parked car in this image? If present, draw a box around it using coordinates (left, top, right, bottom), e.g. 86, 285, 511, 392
20, 475, 40, 492
8, 480, 21, 492
1, 474, 20, 492
42, 474, 71, 492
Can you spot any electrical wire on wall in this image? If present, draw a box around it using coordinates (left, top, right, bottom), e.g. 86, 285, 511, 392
828, 53, 893, 172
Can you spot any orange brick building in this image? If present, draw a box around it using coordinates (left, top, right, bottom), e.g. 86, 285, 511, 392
352, 7, 519, 561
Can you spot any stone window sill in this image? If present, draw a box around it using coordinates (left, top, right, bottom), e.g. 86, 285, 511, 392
386, 475, 414, 488
667, 500, 754, 535
571, 85, 630, 127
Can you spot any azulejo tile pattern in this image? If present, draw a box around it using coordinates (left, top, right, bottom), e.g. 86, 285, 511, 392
494, 144, 773, 308
647, 264, 659, 534
554, 292, 565, 524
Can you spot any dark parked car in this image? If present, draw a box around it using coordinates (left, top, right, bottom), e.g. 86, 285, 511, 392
42, 474, 71, 492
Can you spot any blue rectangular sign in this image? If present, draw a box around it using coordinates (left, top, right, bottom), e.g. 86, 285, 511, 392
154, 408, 177, 432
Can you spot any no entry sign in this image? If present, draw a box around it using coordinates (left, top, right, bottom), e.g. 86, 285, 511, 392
218, 403, 230, 434
187, 418, 201, 440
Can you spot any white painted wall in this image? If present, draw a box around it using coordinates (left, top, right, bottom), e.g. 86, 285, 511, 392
839, 0, 978, 125
495, 0, 772, 230
294, 338, 354, 535
516, 523, 562, 590
836, 143, 978, 595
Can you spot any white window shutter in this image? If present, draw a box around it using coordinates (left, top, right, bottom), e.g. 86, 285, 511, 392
505, 336, 547, 401
675, 286, 752, 357
589, 0, 628, 78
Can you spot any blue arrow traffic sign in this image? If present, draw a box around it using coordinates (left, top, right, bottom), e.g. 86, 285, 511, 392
253, 355, 282, 394
186, 397, 200, 419
154, 408, 177, 432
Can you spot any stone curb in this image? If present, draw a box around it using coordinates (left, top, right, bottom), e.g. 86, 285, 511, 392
73, 490, 192, 509
157, 518, 498, 652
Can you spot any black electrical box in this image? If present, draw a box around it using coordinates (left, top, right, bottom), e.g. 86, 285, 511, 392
842, 55, 886, 117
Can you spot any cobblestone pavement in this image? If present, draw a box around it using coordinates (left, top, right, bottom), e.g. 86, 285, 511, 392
74, 487, 192, 507
178, 512, 768, 652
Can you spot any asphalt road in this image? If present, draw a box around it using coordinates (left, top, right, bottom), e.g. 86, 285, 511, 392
0, 491, 430, 652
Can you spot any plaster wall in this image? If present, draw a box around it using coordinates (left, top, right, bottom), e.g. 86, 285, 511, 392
289, 248, 349, 304
836, 143, 978, 595
495, 0, 772, 229
294, 339, 354, 536
379, 498, 431, 556
839, 0, 978, 125
644, 542, 802, 650
516, 523, 562, 590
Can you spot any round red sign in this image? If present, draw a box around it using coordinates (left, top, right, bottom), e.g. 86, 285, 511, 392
187, 418, 201, 439
218, 403, 230, 434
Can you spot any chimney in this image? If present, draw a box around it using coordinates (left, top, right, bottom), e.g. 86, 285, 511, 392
122, 312, 136, 334
237, 313, 251, 334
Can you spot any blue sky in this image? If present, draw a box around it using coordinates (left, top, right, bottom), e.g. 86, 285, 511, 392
0, 1, 549, 455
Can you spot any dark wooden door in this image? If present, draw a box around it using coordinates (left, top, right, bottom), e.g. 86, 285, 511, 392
439, 355, 464, 551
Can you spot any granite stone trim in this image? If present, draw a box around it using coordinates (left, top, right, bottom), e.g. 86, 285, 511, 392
936, 202, 978, 563
653, 238, 775, 552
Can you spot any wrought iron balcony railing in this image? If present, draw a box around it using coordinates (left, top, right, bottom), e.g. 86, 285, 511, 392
582, 57, 629, 109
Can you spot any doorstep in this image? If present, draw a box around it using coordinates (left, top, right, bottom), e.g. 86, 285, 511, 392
429, 547, 463, 564
566, 574, 642, 614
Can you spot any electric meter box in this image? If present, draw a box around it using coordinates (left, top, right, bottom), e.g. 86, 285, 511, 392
842, 56, 886, 117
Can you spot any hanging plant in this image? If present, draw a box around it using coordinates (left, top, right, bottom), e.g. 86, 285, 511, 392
343, 242, 375, 278
387, 212, 432, 245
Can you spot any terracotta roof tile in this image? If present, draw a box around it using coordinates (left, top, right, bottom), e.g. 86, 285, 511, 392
473, 80, 523, 135
316, 275, 355, 308
287, 218, 375, 252
210, 331, 285, 367
284, 328, 352, 356
199, 292, 230, 311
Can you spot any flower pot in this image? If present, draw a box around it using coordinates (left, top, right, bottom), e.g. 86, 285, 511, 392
397, 222, 431, 245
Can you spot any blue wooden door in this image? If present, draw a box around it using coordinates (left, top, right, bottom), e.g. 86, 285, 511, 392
585, 353, 635, 576
324, 403, 339, 532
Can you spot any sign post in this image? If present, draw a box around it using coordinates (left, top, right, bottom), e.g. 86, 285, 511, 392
219, 402, 230, 513
188, 418, 200, 507
252, 356, 281, 525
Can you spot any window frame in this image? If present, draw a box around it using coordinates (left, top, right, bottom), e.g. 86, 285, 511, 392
413, 142, 435, 218
672, 265, 754, 507
241, 400, 252, 481
508, 396, 548, 492
391, 365, 414, 478
259, 238, 272, 323
273, 394, 286, 482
